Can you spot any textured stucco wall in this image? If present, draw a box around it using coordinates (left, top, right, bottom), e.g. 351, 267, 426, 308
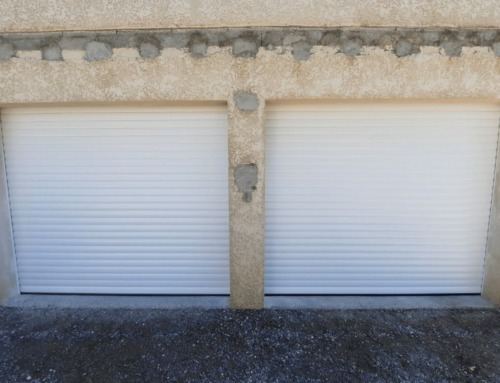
228, 93, 265, 309
0, 48, 499, 103
0, 0, 499, 33
0, 33, 499, 307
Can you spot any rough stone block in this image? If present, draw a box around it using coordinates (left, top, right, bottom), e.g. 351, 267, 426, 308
112, 31, 139, 49
376, 34, 393, 48
361, 29, 386, 46
233, 38, 258, 58
341, 38, 362, 56
320, 31, 341, 46
85, 41, 112, 61
283, 33, 305, 46
292, 40, 311, 61
59, 35, 93, 50
0, 42, 14, 61
234, 163, 258, 202
306, 30, 323, 45
234, 91, 259, 111
191, 42, 207, 57
422, 30, 441, 46
203, 30, 228, 47
394, 39, 419, 57
160, 32, 190, 49
441, 41, 462, 57
10, 37, 44, 51
478, 30, 498, 44
189, 35, 208, 58
494, 42, 500, 57
139, 42, 159, 59
42, 45, 63, 61
262, 31, 286, 50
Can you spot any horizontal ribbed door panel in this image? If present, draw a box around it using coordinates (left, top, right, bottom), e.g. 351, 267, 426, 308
265, 103, 500, 294
2, 106, 229, 294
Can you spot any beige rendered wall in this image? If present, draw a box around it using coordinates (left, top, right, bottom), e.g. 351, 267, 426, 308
228, 93, 266, 309
0, 0, 500, 32
0, 49, 499, 103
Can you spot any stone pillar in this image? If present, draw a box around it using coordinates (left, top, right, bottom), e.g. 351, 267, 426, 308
483, 128, 500, 306
0, 117, 18, 303
227, 91, 265, 309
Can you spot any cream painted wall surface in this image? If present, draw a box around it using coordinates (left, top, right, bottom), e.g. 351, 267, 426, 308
0, 0, 499, 32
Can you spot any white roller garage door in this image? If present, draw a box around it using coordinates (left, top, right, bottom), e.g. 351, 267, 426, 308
265, 103, 500, 295
2, 106, 229, 294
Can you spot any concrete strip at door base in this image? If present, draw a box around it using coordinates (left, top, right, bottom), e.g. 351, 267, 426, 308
265, 296, 496, 310
4, 295, 230, 309
3, 294, 494, 310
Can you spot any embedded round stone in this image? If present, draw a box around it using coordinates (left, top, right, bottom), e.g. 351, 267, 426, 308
233, 38, 258, 58
0, 42, 14, 61
139, 42, 160, 59
86, 41, 112, 61
234, 91, 259, 111
43, 45, 63, 61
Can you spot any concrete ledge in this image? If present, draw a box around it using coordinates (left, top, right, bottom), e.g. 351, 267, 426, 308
4, 295, 230, 309
4, 295, 494, 310
0, 0, 499, 33
265, 296, 496, 310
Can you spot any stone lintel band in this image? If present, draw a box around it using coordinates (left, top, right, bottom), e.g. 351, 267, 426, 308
0, 27, 499, 62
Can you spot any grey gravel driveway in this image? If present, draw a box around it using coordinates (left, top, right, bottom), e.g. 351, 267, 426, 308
0, 307, 499, 382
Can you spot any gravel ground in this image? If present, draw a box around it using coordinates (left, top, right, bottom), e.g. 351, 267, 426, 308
0, 307, 499, 382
